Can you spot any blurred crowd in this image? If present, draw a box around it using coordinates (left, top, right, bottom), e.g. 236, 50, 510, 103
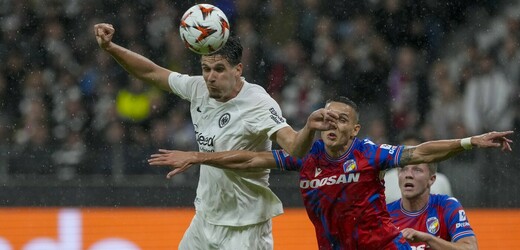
0, 0, 519, 206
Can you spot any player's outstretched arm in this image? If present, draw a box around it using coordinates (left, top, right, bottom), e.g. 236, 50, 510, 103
401, 228, 478, 250
94, 23, 172, 91
399, 131, 513, 166
273, 108, 338, 158
148, 149, 276, 178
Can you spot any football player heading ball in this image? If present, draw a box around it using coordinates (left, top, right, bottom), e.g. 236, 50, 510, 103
94, 7, 338, 248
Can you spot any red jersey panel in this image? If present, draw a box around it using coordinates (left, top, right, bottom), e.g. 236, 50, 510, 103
273, 138, 409, 250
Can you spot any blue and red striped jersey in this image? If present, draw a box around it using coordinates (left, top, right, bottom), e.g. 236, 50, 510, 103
387, 194, 475, 248
273, 138, 409, 249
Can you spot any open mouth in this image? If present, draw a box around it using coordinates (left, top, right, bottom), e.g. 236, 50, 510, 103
327, 132, 337, 140
403, 183, 414, 190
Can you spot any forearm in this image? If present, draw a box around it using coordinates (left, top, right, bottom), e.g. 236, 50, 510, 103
104, 42, 171, 91
425, 236, 478, 250
273, 126, 315, 158
401, 139, 467, 165
287, 125, 315, 158
414, 139, 466, 163
277, 107, 336, 157
199, 151, 276, 169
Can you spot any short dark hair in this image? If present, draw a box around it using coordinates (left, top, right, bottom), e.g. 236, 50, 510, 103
326, 96, 360, 122
206, 36, 242, 66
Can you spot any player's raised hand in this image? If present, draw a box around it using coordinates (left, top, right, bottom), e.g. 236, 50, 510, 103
307, 108, 338, 131
148, 149, 198, 179
94, 23, 115, 50
471, 131, 513, 151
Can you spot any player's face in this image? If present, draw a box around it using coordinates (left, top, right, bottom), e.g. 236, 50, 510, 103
201, 55, 243, 102
398, 164, 435, 199
321, 101, 360, 153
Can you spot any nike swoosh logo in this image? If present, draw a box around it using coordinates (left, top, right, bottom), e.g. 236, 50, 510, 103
314, 168, 322, 177
196, 107, 202, 112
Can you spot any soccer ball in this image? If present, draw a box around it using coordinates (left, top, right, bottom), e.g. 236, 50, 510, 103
179, 4, 230, 55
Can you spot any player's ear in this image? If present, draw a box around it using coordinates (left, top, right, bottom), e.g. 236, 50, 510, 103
428, 173, 436, 187
351, 124, 361, 138
235, 63, 243, 77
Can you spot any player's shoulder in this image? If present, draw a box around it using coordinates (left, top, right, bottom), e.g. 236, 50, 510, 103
386, 199, 401, 212
169, 72, 204, 83
361, 138, 376, 146
310, 140, 325, 154
359, 138, 395, 149
358, 138, 400, 154
168, 72, 205, 91
429, 194, 461, 206
242, 80, 269, 96
236, 81, 278, 105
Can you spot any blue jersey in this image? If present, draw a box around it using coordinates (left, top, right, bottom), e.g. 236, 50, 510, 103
273, 138, 409, 250
387, 194, 475, 248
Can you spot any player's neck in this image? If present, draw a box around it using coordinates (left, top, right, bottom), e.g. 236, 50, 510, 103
325, 140, 353, 158
234, 78, 244, 93
401, 192, 429, 212
219, 78, 244, 102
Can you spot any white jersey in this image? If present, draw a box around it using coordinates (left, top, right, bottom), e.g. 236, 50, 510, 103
168, 72, 288, 226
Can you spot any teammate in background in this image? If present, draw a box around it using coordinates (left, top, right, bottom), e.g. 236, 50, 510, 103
149, 96, 513, 249
94, 23, 337, 250
384, 132, 453, 203
387, 141, 478, 249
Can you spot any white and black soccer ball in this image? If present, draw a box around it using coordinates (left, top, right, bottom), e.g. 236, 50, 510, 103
179, 4, 230, 55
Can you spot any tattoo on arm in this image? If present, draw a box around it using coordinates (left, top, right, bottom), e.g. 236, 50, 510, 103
399, 147, 416, 166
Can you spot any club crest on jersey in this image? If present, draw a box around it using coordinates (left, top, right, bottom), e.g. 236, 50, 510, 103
426, 217, 440, 234
218, 113, 231, 128
343, 159, 357, 173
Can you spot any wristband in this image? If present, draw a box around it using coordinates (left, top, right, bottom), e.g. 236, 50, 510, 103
460, 137, 473, 150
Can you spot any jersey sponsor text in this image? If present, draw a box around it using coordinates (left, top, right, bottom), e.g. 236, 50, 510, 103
300, 173, 360, 189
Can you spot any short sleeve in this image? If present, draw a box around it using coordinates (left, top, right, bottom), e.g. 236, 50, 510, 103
168, 72, 206, 101
361, 139, 404, 171
444, 197, 475, 242
243, 93, 289, 138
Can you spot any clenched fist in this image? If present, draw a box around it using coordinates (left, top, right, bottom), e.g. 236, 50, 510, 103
94, 23, 115, 50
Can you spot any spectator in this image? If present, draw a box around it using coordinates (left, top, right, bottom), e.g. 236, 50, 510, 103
386, 46, 429, 137
426, 61, 465, 139
0, 0, 517, 208
281, 65, 324, 128
463, 52, 516, 206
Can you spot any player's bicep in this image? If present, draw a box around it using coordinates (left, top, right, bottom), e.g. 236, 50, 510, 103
143, 66, 172, 92
271, 127, 297, 152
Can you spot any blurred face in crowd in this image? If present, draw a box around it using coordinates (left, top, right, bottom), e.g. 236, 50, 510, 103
321, 101, 360, 156
201, 55, 243, 102
398, 163, 436, 200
